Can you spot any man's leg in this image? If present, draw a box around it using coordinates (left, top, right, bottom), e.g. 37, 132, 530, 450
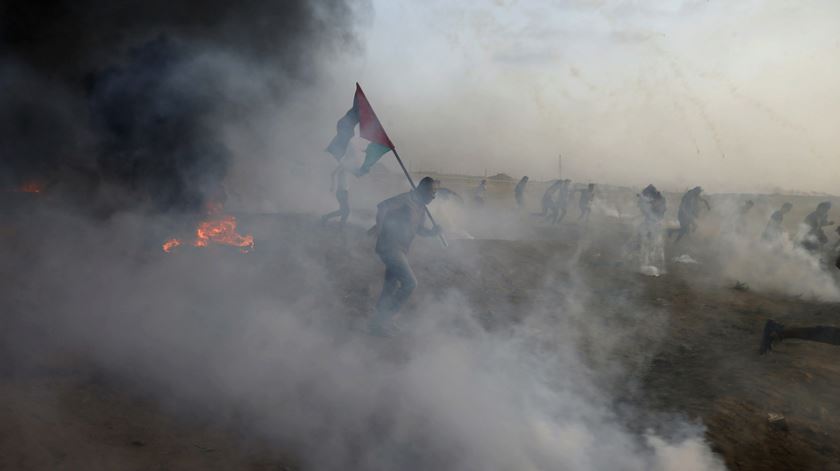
370, 256, 400, 332
385, 251, 417, 316
580, 206, 591, 222
674, 219, 690, 242
554, 207, 567, 225
547, 206, 558, 223
337, 190, 350, 226
322, 191, 344, 224
760, 320, 840, 353
370, 252, 416, 334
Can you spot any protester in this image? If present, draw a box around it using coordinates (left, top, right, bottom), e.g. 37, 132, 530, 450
321, 157, 352, 228
577, 183, 596, 223
473, 179, 487, 206
368, 177, 442, 336
762, 202, 792, 242
549, 179, 572, 225
534, 180, 564, 218
800, 201, 834, 252
514, 176, 529, 209
638, 184, 667, 275
669, 186, 710, 242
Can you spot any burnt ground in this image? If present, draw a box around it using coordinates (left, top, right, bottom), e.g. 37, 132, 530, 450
2, 208, 840, 470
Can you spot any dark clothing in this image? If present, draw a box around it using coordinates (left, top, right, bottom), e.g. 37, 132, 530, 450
370, 190, 436, 331
514, 180, 527, 208
375, 191, 428, 255
678, 190, 708, 220
762, 210, 785, 241
802, 210, 830, 250
537, 180, 563, 216
550, 182, 570, 224
373, 251, 417, 320
549, 205, 566, 225
783, 325, 840, 346
640, 193, 666, 224
669, 212, 695, 242
670, 190, 707, 241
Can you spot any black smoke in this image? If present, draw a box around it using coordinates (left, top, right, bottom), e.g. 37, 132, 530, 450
0, 0, 358, 213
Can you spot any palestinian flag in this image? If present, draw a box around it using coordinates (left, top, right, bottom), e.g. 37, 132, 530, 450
325, 83, 395, 176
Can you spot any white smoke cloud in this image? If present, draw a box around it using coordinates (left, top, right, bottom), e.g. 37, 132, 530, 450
2, 203, 725, 470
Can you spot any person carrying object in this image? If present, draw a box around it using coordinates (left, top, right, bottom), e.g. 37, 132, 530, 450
368, 177, 442, 336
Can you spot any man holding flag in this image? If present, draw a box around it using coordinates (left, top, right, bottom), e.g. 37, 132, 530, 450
326, 83, 446, 336
369, 176, 441, 335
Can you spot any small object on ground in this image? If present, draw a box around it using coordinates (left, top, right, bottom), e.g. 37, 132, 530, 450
673, 254, 700, 264
130, 440, 145, 447
767, 413, 789, 431
733, 281, 750, 292
640, 265, 661, 277
759, 319, 785, 354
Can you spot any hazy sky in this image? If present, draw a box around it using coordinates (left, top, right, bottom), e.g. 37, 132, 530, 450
339, 0, 840, 193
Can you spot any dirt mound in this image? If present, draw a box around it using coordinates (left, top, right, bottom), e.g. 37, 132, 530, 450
487, 172, 514, 181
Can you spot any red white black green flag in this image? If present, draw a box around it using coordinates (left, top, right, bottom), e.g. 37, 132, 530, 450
325, 83, 395, 176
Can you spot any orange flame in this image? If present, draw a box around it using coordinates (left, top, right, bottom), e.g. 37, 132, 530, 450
162, 238, 182, 253
6, 180, 43, 193
193, 215, 254, 252
161, 199, 253, 254
20, 181, 43, 193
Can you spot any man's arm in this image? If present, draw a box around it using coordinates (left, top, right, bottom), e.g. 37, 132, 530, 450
701, 197, 711, 211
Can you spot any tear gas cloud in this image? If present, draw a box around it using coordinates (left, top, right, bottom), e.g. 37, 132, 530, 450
2, 207, 725, 470
686, 196, 840, 301
3, 0, 828, 470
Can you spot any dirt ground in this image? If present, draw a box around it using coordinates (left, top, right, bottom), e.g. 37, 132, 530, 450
2, 185, 840, 470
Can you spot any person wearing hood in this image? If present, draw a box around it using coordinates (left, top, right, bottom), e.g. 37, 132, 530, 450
762, 202, 792, 242
800, 201, 834, 252
668, 186, 710, 242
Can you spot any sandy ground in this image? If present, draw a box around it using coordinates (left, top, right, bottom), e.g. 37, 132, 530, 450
3, 185, 840, 470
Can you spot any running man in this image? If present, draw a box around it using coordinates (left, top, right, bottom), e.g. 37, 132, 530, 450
368, 177, 441, 336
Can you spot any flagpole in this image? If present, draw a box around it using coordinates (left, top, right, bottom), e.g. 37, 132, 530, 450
390, 148, 448, 248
